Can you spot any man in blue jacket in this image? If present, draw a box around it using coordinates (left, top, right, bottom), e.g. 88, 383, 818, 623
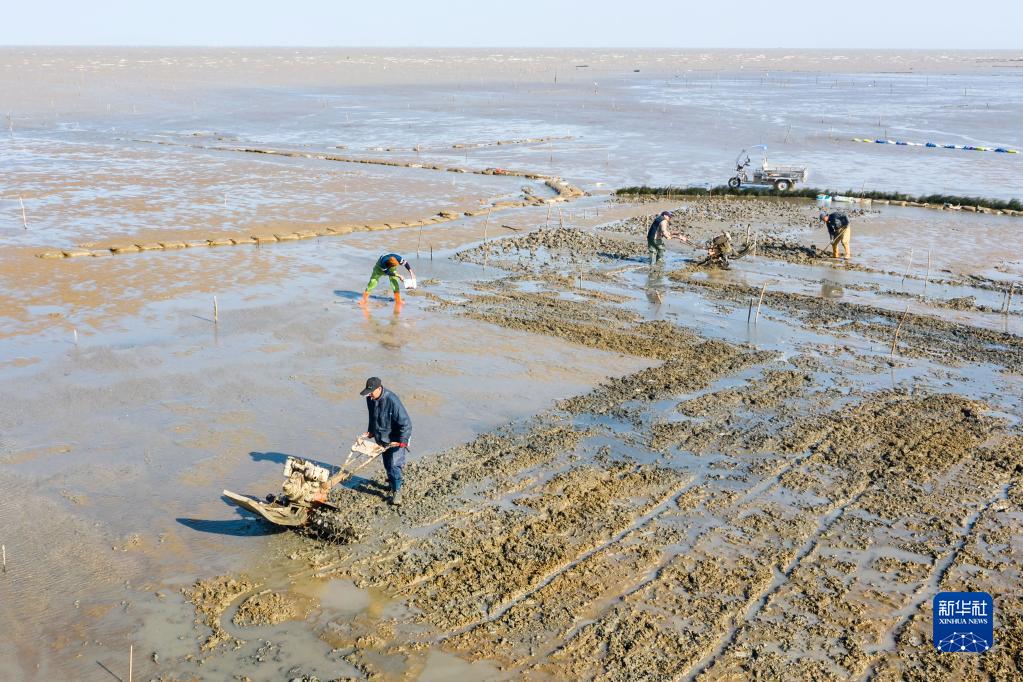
360, 376, 412, 506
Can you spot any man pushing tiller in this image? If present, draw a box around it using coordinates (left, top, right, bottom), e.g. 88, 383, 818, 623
359, 376, 412, 506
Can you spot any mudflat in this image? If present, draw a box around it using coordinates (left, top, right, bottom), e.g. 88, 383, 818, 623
1, 49, 1021, 681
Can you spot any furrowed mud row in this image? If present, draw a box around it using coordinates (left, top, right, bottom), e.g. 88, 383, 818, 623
173, 216, 1022, 680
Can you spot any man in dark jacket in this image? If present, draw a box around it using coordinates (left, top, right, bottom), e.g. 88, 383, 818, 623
647, 211, 689, 266
819, 211, 851, 260
360, 376, 412, 506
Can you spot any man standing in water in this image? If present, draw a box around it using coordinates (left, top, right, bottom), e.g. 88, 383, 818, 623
360, 377, 412, 506
360, 253, 416, 306
820, 211, 852, 260
647, 211, 688, 266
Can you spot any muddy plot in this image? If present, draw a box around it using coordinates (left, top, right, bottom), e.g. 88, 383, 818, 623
670, 270, 1023, 371
178, 216, 1023, 680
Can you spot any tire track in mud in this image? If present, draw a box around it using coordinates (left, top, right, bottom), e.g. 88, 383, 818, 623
437, 364, 831, 671
693, 402, 1011, 681
441, 476, 696, 639
860, 480, 1011, 682
863, 434, 1023, 681
392, 462, 689, 632
518, 453, 819, 674
684, 483, 874, 682
530, 391, 1006, 681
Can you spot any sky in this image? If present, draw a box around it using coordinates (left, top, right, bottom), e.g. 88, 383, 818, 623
1, 1, 1021, 49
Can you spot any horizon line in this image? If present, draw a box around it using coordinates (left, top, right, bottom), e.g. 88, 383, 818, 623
1, 44, 1020, 52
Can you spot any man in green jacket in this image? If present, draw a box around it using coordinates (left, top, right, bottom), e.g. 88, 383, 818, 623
361, 253, 416, 306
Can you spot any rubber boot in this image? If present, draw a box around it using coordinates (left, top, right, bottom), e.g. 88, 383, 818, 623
359, 291, 369, 306
393, 291, 403, 306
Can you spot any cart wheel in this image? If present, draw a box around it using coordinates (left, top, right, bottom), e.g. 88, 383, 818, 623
727, 177, 741, 189
774, 180, 791, 191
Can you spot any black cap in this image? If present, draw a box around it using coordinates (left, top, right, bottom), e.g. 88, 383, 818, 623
662, 211, 674, 218
360, 376, 382, 397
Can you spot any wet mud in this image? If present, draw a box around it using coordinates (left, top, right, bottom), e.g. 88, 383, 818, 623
164, 205, 1023, 680
233, 590, 308, 628
24, 192, 1019, 680
669, 270, 1023, 371
183, 574, 258, 651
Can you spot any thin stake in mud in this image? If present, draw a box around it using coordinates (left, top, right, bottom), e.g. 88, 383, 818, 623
891, 305, 911, 357
545, 203, 551, 229
128, 643, 132, 682
1006, 283, 1015, 314
2, 544, 5, 573
902, 248, 915, 286
559, 208, 565, 229
73, 328, 78, 345
19, 195, 27, 229
213, 296, 218, 324
754, 283, 769, 324
417, 225, 423, 258
430, 243, 433, 262
922, 250, 932, 297
747, 297, 754, 323
482, 209, 491, 270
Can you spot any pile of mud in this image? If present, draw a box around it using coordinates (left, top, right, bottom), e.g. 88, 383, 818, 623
183, 574, 257, 651
604, 198, 824, 233
454, 227, 645, 266
232, 590, 305, 627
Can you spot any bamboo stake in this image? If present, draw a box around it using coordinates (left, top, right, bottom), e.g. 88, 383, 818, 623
1006, 283, 1015, 314
922, 250, 931, 295
890, 305, 911, 357
2, 544, 6, 573
747, 297, 754, 323
73, 328, 78, 345
213, 296, 218, 324
558, 208, 564, 229
417, 225, 423, 258
754, 284, 768, 323
129, 644, 133, 682
902, 248, 914, 285
19, 195, 27, 229
545, 203, 551, 229
430, 243, 433, 262
482, 209, 491, 269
